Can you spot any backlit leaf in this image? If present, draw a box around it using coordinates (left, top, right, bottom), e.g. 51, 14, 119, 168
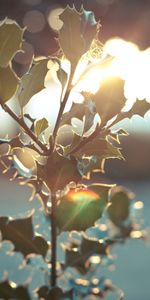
60, 102, 86, 127
56, 184, 111, 231
74, 136, 122, 160
59, 6, 85, 64
81, 236, 109, 258
121, 99, 150, 120
35, 117, 49, 137
93, 76, 125, 126
37, 151, 81, 191
57, 67, 68, 95
56, 125, 74, 147
12, 147, 39, 178
0, 216, 48, 257
81, 8, 98, 51
19, 59, 49, 108
107, 187, 132, 227
0, 19, 24, 67
0, 65, 19, 103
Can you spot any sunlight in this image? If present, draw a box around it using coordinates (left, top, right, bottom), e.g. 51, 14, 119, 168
67, 190, 99, 203
26, 37, 150, 128
73, 38, 150, 104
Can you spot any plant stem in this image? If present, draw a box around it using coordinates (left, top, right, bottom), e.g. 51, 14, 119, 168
51, 192, 57, 287
69, 126, 104, 155
0, 102, 48, 154
50, 65, 75, 152
69, 114, 122, 155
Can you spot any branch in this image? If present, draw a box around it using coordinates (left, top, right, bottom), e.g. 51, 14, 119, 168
0, 101, 49, 154
51, 192, 57, 287
69, 126, 103, 155
69, 113, 125, 156
50, 65, 75, 153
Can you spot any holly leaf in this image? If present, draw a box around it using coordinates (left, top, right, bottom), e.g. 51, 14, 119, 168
93, 76, 125, 127
0, 281, 30, 300
0, 19, 24, 67
121, 99, 150, 120
65, 248, 86, 273
74, 136, 123, 160
63, 132, 81, 155
107, 187, 132, 227
56, 184, 112, 231
57, 67, 68, 95
18, 59, 49, 108
83, 99, 97, 133
0, 216, 48, 257
58, 6, 85, 64
60, 102, 86, 126
0, 65, 19, 103
0, 135, 25, 151
80, 236, 110, 258
56, 125, 74, 147
35, 117, 49, 137
37, 151, 81, 191
81, 7, 98, 51
12, 147, 40, 178
38, 286, 62, 300
65, 230, 111, 273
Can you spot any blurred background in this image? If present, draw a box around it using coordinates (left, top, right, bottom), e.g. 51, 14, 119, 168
0, 1, 150, 299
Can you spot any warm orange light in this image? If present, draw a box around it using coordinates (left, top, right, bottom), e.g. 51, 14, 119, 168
72, 38, 150, 105
67, 189, 99, 202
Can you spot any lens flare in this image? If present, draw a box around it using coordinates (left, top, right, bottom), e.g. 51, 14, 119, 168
67, 189, 99, 203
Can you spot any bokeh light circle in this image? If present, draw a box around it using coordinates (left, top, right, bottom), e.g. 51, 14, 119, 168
23, 10, 45, 33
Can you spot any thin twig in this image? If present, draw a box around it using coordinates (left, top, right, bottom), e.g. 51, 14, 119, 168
0, 101, 48, 154
69, 126, 104, 155
69, 113, 123, 155
51, 192, 57, 287
50, 65, 75, 153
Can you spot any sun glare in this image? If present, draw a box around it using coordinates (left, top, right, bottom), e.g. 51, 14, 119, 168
67, 190, 99, 203
72, 38, 150, 105
26, 37, 150, 127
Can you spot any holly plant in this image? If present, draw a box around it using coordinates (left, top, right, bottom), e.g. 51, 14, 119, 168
0, 6, 149, 300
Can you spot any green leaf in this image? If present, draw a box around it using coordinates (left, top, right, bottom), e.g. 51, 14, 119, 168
0, 281, 30, 300
0, 216, 48, 257
81, 8, 98, 51
65, 248, 86, 273
0, 65, 19, 103
81, 236, 109, 258
58, 6, 85, 64
12, 147, 43, 178
123, 99, 150, 119
0, 19, 24, 67
107, 187, 132, 227
93, 76, 125, 126
56, 184, 112, 231
37, 151, 81, 191
63, 132, 81, 155
83, 98, 97, 133
38, 287, 63, 300
35, 117, 49, 137
60, 102, 86, 126
19, 59, 49, 108
58, 6, 99, 64
74, 136, 123, 160
56, 125, 74, 147
57, 67, 68, 95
